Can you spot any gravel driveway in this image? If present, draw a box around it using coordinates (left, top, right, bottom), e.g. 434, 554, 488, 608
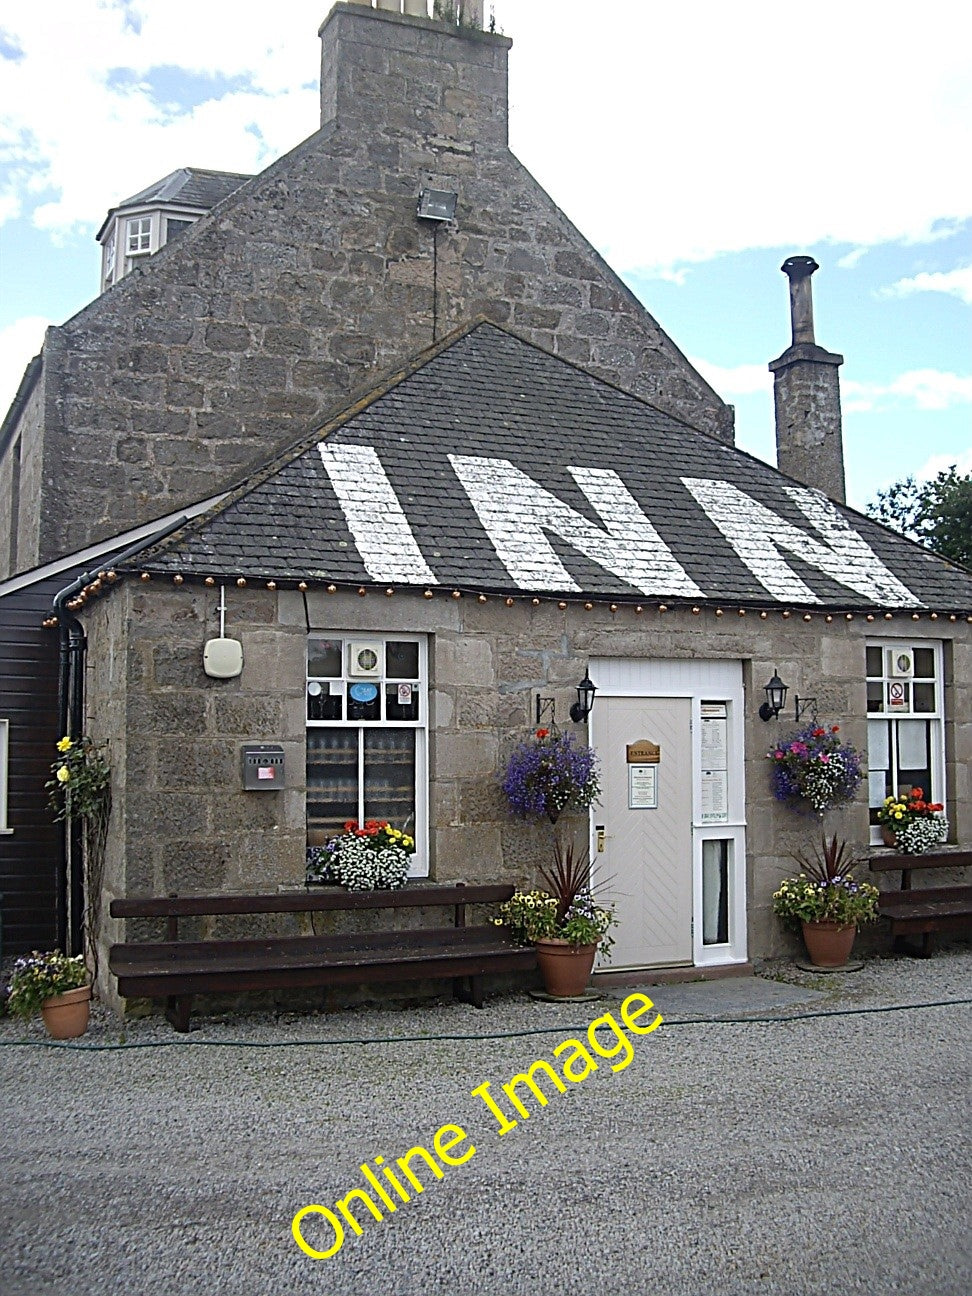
1, 948, 970, 1296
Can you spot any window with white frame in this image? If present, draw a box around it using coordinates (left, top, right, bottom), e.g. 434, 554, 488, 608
126, 216, 152, 255
103, 230, 116, 287
0, 719, 11, 833
306, 635, 427, 872
866, 641, 945, 843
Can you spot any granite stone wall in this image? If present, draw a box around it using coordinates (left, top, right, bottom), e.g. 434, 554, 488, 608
1, 2, 733, 580
85, 579, 972, 1001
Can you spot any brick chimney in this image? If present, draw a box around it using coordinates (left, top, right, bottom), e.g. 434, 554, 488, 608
769, 256, 846, 503
319, 1, 509, 147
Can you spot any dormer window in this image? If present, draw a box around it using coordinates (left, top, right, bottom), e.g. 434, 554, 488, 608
165, 217, 193, 241
126, 216, 152, 255
103, 230, 116, 288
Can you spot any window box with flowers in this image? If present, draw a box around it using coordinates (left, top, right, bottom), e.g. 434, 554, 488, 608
306, 819, 415, 890
767, 724, 863, 818
876, 789, 948, 855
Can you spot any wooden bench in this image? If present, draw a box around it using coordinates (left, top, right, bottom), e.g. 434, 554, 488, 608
108, 882, 535, 1031
869, 849, 972, 956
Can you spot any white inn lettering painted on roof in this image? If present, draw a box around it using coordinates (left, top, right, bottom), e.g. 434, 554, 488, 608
680, 479, 920, 607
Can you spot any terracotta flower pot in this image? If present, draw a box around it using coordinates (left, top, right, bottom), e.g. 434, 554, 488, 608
534, 938, 598, 997
801, 921, 856, 968
40, 985, 91, 1039
881, 827, 897, 848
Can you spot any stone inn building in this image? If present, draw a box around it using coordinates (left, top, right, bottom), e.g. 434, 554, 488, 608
1, 1, 969, 998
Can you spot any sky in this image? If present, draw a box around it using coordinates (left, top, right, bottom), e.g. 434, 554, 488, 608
0, 0, 969, 511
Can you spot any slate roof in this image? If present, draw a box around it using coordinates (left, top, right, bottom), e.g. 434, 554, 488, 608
117, 168, 253, 210
124, 322, 972, 613
96, 169, 253, 239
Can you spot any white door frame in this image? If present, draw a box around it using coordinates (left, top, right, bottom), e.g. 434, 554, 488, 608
589, 658, 748, 967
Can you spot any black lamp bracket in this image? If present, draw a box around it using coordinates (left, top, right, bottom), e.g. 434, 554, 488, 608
795, 695, 818, 723
535, 695, 555, 728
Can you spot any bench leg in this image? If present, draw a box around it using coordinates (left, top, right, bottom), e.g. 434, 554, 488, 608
166, 994, 192, 1032
452, 976, 486, 1008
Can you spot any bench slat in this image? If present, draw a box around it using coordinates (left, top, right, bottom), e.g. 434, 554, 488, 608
110, 925, 510, 973
110, 883, 514, 919
869, 850, 972, 873
113, 944, 536, 999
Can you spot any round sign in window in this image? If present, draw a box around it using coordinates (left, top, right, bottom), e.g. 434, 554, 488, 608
355, 648, 379, 672
349, 683, 379, 703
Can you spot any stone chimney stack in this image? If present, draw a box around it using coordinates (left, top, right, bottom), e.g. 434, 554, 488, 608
769, 256, 846, 503
319, 1, 508, 146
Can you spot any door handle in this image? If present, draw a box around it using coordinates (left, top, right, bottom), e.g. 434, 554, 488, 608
596, 825, 606, 853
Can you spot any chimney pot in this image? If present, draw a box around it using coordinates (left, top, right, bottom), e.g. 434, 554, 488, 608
781, 255, 819, 346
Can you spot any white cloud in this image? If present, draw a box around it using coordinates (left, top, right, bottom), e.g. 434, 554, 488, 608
0, 0, 969, 277
916, 448, 972, 480
881, 265, 972, 306
0, 316, 52, 412
688, 356, 772, 398
843, 369, 972, 414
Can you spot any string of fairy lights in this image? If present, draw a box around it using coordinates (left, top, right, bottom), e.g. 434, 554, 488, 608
40, 568, 972, 628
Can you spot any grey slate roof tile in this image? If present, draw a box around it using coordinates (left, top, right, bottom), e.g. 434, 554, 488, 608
125, 321, 972, 612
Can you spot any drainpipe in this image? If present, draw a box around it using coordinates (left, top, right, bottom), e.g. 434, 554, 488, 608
50, 513, 191, 954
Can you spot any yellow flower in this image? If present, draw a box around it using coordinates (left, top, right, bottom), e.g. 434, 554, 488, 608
893, 810, 903, 819
57, 737, 73, 753
56, 766, 71, 783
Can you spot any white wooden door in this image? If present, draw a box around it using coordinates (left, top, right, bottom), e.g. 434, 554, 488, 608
594, 696, 693, 969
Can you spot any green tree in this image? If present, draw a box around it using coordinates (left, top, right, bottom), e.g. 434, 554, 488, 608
867, 466, 972, 569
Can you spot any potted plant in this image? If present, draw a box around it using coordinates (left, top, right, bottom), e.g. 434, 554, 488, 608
772, 836, 880, 967
306, 819, 414, 890
876, 789, 948, 854
767, 723, 863, 817
501, 727, 600, 824
7, 951, 91, 1038
494, 842, 615, 997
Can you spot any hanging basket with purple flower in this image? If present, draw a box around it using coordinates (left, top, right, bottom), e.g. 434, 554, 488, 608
501, 727, 601, 824
767, 723, 863, 816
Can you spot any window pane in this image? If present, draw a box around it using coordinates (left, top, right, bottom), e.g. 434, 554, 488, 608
308, 637, 342, 677
913, 647, 935, 678
898, 719, 929, 772
912, 682, 936, 713
307, 681, 342, 721
364, 730, 416, 829
385, 683, 419, 721
347, 683, 380, 721
307, 730, 359, 843
866, 681, 884, 713
865, 646, 883, 677
165, 218, 192, 241
701, 840, 729, 946
386, 641, 419, 679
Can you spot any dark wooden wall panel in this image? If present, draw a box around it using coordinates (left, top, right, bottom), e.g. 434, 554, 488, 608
0, 571, 77, 955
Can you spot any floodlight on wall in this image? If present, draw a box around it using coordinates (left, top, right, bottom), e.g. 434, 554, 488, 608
569, 671, 597, 724
758, 671, 788, 722
417, 188, 458, 222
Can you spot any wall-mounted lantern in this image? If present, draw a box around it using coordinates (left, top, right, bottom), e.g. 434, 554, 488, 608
570, 671, 597, 723
758, 671, 788, 722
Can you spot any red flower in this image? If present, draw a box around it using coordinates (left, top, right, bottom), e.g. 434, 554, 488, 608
831, 725, 840, 733
910, 788, 924, 800
535, 728, 550, 739
812, 728, 826, 738
343, 820, 358, 832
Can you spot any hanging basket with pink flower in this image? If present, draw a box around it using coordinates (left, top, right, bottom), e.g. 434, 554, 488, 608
767, 723, 863, 817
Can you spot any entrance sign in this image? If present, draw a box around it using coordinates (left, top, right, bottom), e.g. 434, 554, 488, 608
626, 740, 660, 764
628, 764, 658, 810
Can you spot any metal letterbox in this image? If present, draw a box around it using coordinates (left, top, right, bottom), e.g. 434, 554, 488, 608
242, 744, 284, 790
